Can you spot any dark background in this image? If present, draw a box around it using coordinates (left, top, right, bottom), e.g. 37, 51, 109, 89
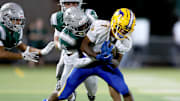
0, 0, 178, 36
83, 0, 178, 36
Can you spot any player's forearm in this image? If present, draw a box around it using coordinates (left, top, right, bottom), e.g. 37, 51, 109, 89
29, 47, 41, 54
111, 59, 120, 67
0, 51, 22, 60
17, 43, 41, 54
82, 46, 97, 57
111, 54, 123, 67
81, 37, 97, 57
54, 40, 60, 49
54, 35, 61, 49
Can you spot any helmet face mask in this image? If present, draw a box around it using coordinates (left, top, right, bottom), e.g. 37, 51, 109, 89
111, 8, 136, 40
0, 2, 25, 32
71, 20, 90, 36
59, 0, 82, 12
63, 7, 90, 37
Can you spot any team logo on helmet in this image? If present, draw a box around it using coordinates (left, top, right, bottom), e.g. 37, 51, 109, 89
111, 8, 136, 40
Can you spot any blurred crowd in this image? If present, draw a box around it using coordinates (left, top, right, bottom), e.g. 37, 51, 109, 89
26, 18, 48, 67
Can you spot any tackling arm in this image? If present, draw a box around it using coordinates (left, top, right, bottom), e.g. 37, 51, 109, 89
0, 46, 22, 60
17, 42, 54, 62
80, 36, 97, 57
53, 29, 62, 50
81, 36, 123, 67
18, 41, 55, 56
54, 35, 59, 49
17, 43, 41, 54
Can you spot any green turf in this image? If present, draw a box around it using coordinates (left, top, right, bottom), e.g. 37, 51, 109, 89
0, 65, 180, 101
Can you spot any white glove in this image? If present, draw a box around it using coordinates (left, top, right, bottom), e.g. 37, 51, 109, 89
40, 41, 55, 55
22, 46, 39, 62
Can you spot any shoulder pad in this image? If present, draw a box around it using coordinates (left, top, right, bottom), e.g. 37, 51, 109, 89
50, 11, 64, 25
91, 20, 110, 30
50, 11, 64, 32
87, 20, 110, 43
50, 12, 58, 26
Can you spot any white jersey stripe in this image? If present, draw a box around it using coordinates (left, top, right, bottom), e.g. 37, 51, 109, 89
0, 40, 3, 46
0, 25, 6, 40
59, 31, 76, 46
50, 13, 58, 25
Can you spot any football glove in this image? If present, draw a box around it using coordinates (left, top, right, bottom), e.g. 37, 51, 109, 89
40, 41, 55, 55
96, 42, 113, 61
96, 52, 113, 61
21, 46, 39, 62
101, 40, 114, 54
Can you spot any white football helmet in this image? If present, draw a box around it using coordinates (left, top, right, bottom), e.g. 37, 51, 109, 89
0, 2, 25, 32
59, 0, 83, 12
63, 7, 90, 37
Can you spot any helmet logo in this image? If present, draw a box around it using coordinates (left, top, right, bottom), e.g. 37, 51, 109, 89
119, 10, 124, 16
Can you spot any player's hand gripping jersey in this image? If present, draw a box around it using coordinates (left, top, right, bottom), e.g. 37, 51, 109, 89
87, 20, 132, 55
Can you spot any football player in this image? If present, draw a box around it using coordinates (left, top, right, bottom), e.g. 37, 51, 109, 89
49, 0, 98, 101
45, 8, 136, 101
0, 2, 54, 62
45, 7, 96, 101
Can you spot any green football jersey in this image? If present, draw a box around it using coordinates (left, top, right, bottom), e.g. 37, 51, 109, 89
50, 9, 98, 50
0, 22, 22, 49
59, 28, 84, 50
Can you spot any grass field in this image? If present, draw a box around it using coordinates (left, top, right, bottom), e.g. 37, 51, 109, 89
0, 65, 180, 101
